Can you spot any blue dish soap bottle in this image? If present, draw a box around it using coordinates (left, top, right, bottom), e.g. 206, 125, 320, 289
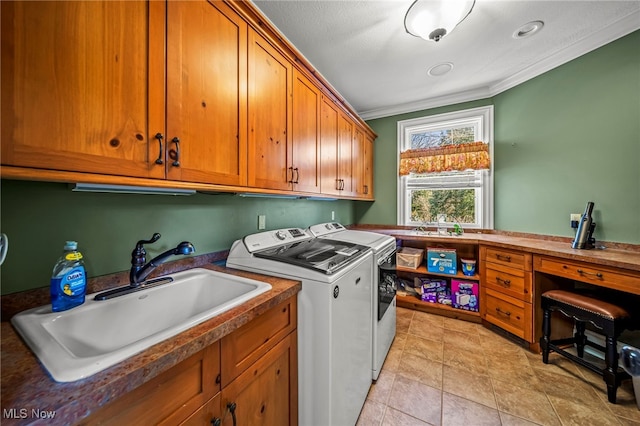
50, 241, 87, 312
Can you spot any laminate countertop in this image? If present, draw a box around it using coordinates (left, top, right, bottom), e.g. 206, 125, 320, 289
355, 226, 640, 273
1, 264, 301, 426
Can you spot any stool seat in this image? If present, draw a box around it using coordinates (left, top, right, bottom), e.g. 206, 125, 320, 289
540, 289, 633, 404
542, 290, 631, 321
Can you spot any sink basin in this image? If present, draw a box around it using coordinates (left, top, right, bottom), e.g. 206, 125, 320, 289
11, 268, 271, 382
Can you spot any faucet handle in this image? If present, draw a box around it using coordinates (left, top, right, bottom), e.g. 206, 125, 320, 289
131, 233, 161, 265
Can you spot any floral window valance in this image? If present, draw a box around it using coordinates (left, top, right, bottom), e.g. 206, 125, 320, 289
399, 141, 490, 175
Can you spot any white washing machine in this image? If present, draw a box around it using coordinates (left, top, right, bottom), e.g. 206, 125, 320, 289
226, 228, 373, 426
309, 222, 397, 381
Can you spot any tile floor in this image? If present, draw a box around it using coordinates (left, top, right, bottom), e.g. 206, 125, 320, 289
357, 307, 640, 426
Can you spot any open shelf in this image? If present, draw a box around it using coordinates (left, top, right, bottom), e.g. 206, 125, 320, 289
395, 265, 479, 281
396, 294, 481, 323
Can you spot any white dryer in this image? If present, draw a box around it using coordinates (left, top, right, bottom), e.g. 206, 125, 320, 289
309, 222, 397, 380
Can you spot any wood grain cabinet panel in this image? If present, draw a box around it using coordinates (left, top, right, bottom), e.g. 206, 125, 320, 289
480, 246, 534, 342
1, 0, 165, 179
79, 342, 220, 426
166, 0, 248, 186
247, 28, 293, 191
291, 69, 321, 193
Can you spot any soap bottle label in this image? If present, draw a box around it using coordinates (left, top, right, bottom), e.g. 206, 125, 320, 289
54, 267, 86, 296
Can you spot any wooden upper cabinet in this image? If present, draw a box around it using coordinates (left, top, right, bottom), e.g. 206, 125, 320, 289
1, 0, 165, 179
320, 96, 340, 196
291, 69, 321, 193
363, 134, 375, 199
166, 0, 247, 186
247, 28, 293, 191
352, 127, 365, 197
337, 112, 354, 195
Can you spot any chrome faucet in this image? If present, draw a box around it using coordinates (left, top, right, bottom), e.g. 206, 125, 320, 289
130, 233, 196, 286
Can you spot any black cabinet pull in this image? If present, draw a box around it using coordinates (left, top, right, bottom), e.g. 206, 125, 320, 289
211, 418, 221, 426
154, 133, 164, 165
288, 167, 294, 184
294, 167, 299, 184
169, 137, 181, 167
496, 276, 511, 287
227, 402, 237, 426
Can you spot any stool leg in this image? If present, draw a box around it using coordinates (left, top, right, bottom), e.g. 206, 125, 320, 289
575, 321, 587, 358
604, 335, 619, 404
541, 307, 551, 364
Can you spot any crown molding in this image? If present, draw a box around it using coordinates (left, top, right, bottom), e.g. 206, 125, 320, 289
359, 9, 640, 121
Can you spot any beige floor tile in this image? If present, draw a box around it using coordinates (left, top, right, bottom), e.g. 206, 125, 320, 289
382, 407, 432, 426
357, 400, 386, 426
443, 342, 489, 376
408, 319, 445, 342
488, 362, 545, 393
547, 394, 621, 426
443, 317, 483, 335
498, 412, 542, 426
492, 378, 561, 426
442, 364, 497, 409
398, 313, 413, 334
404, 334, 444, 363
388, 375, 442, 426
412, 311, 445, 328
392, 332, 409, 350
443, 329, 482, 352
396, 352, 443, 390
527, 351, 583, 378
534, 367, 604, 407
369, 370, 396, 405
617, 415, 640, 425
441, 392, 501, 426
593, 379, 640, 423
382, 345, 403, 373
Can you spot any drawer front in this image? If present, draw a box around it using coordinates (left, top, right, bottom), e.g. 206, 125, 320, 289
535, 256, 640, 295
221, 296, 297, 387
484, 288, 531, 341
82, 343, 220, 426
485, 264, 531, 302
485, 248, 531, 271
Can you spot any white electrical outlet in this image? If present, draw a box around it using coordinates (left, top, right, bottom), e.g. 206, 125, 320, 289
258, 215, 266, 230
331, 211, 335, 220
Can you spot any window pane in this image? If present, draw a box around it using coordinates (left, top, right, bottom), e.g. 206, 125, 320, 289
410, 189, 476, 224
410, 126, 475, 149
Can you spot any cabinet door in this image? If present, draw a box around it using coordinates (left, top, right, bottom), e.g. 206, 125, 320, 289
291, 70, 320, 193
247, 28, 292, 190
166, 0, 248, 186
1, 0, 165, 179
320, 96, 340, 195
221, 332, 298, 426
364, 134, 375, 199
337, 112, 354, 195
352, 127, 366, 197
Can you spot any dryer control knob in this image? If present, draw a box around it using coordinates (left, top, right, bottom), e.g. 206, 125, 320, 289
325, 224, 332, 230
275, 231, 287, 240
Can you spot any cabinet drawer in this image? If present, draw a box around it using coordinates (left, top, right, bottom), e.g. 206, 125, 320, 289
221, 296, 297, 387
484, 248, 531, 271
485, 263, 531, 302
484, 288, 532, 341
80, 343, 220, 426
534, 256, 640, 295
180, 393, 222, 426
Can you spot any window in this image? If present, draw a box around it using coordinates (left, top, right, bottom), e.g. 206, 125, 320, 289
397, 106, 494, 229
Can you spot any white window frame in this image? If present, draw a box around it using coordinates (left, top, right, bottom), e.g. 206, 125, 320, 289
397, 105, 494, 229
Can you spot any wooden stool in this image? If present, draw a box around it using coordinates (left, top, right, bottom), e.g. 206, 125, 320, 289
540, 289, 632, 403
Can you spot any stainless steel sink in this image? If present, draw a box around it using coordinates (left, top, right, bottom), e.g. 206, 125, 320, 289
11, 268, 271, 382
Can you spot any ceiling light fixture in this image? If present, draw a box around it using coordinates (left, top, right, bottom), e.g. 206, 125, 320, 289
427, 62, 454, 77
513, 20, 544, 39
404, 0, 475, 42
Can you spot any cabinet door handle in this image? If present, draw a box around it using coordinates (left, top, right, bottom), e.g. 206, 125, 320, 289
154, 133, 164, 165
496, 276, 511, 287
576, 269, 603, 279
496, 254, 511, 262
288, 167, 294, 184
496, 307, 511, 317
294, 167, 299, 184
336, 179, 341, 190
227, 402, 237, 426
364, 184, 368, 194
210, 418, 221, 426
169, 137, 181, 167
340, 179, 345, 190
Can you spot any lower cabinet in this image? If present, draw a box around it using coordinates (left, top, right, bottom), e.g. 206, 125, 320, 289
480, 246, 534, 342
81, 296, 298, 425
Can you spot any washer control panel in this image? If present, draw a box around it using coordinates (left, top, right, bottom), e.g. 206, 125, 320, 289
243, 228, 311, 252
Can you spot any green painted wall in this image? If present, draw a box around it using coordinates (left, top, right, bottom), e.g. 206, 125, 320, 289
356, 30, 640, 245
0, 179, 354, 294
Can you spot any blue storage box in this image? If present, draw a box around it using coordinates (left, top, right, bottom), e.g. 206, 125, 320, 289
426, 248, 457, 275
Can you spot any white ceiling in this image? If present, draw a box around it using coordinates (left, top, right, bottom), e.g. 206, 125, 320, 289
252, 0, 640, 120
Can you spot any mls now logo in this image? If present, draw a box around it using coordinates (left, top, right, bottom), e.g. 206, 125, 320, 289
3, 408, 56, 419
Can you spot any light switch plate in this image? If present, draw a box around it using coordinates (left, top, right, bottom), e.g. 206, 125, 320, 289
258, 215, 266, 230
